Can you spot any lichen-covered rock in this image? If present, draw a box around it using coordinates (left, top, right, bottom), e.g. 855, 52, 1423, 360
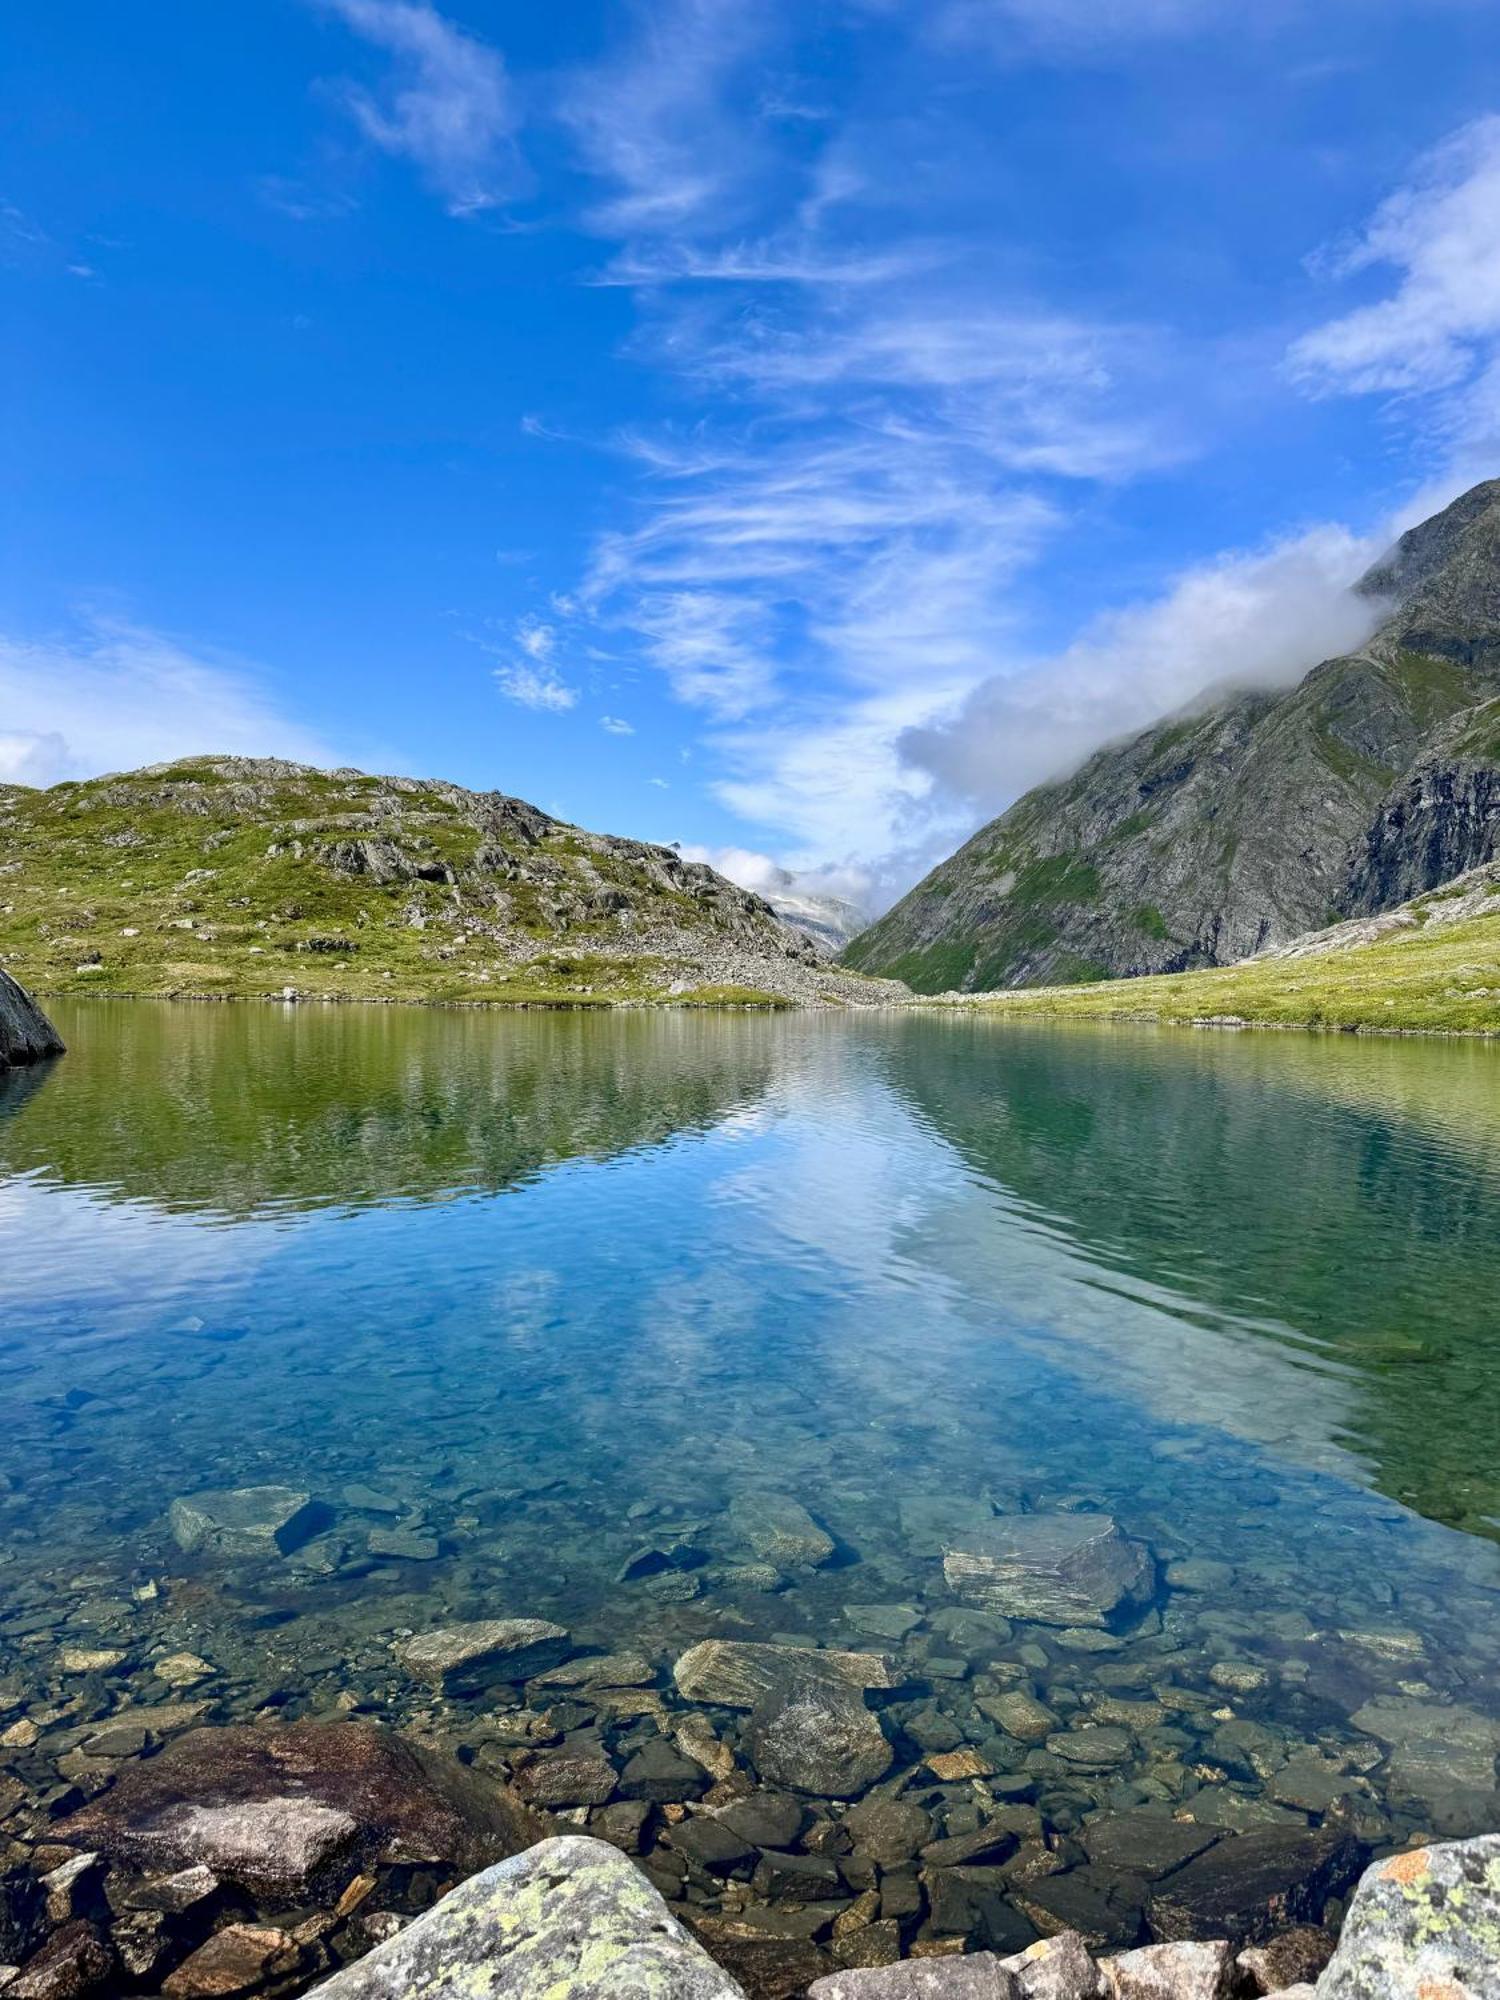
309, 1835, 746, 1997
0, 967, 63, 1072
942, 1516, 1154, 1629
393, 1618, 571, 1690
1001, 1932, 1107, 1997
53, 1720, 545, 1897
1316, 1835, 1500, 2000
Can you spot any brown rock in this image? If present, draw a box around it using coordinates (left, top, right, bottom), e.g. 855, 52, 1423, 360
8, 1922, 115, 2000
1234, 1927, 1335, 1994
161, 1924, 299, 1997
1146, 1828, 1364, 1946
53, 1720, 545, 1898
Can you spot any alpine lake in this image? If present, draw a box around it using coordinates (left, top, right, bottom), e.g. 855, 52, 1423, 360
3, 999, 1500, 1966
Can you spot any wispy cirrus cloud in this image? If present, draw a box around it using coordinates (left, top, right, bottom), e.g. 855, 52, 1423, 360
316, 0, 519, 215
0, 616, 332, 787
483, 616, 577, 711
1289, 115, 1500, 410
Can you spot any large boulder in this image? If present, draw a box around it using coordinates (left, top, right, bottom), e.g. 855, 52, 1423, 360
309, 1835, 746, 1997
728, 1493, 835, 1568
53, 1720, 545, 1899
1145, 1826, 1363, 1945
168, 1486, 329, 1557
942, 1516, 1154, 1629
1317, 1835, 1500, 1999
0, 968, 63, 1072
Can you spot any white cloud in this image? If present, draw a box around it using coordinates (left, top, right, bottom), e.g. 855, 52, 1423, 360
561, 0, 767, 236
0, 617, 331, 787
491, 662, 577, 711
898, 521, 1384, 814
599, 715, 635, 734
937, 0, 1218, 50
318, 0, 518, 215
514, 614, 558, 660
1290, 116, 1500, 399
678, 841, 874, 911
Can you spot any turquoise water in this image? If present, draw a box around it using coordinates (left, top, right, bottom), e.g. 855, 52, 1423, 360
3, 1001, 1500, 1945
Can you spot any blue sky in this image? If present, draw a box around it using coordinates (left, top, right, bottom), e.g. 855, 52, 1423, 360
5, 0, 1500, 908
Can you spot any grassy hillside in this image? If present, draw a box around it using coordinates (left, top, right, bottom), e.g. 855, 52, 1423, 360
0, 758, 894, 1008
938, 863, 1500, 1035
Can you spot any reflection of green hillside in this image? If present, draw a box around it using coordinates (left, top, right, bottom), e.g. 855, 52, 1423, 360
0, 1001, 774, 1219
883, 1015, 1500, 1537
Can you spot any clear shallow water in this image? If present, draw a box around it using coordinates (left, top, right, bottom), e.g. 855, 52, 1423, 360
4, 1001, 1500, 1944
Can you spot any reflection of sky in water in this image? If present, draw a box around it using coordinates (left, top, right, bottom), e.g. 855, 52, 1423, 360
2, 1003, 1500, 1849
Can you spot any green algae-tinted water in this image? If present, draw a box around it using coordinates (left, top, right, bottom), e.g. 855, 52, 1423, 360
3, 1000, 1500, 1938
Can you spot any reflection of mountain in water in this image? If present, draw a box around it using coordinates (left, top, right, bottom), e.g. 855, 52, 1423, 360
882, 1016, 1500, 1537
0, 1002, 776, 1220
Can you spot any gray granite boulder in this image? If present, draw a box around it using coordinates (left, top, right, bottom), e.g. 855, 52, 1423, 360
809, 1952, 1019, 1996
310, 1836, 746, 1997
0, 968, 63, 1071
1099, 1939, 1233, 1998
942, 1516, 1154, 1629
1317, 1835, 1500, 1999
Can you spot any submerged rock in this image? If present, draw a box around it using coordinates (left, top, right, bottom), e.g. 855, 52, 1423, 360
1317, 1835, 1500, 1999
393, 1618, 570, 1691
168, 1486, 328, 1558
674, 1641, 900, 1707
309, 1835, 745, 1997
729, 1492, 835, 1568
53, 1720, 545, 1897
942, 1516, 1154, 1629
1146, 1825, 1363, 1945
747, 1676, 894, 1798
810, 1952, 1018, 1995
0, 968, 63, 1072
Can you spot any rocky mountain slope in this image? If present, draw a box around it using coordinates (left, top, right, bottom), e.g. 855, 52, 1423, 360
847, 480, 1500, 992
946, 857, 1500, 1034
0, 759, 901, 1006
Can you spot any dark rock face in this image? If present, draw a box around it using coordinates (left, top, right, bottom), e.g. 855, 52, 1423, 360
1317, 1835, 1500, 2000
52, 1720, 545, 1899
1343, 739, 1500, 912
1145, 1826, 1364, 1945
845, 479, 1500, 991
0, 968, 64, 1071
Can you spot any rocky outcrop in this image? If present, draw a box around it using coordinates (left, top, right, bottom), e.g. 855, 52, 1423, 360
309, 1836, 744, 1998
0, 967, 63, 1071
1342, 707, 1500, 912
0, 758, 907, 1006
845, 479, 1500, 992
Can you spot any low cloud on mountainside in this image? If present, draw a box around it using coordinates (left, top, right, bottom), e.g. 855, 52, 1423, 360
897, 522, 1388, 816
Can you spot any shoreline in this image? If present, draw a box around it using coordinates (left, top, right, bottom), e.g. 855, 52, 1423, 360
24, 981, 1500, 1040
